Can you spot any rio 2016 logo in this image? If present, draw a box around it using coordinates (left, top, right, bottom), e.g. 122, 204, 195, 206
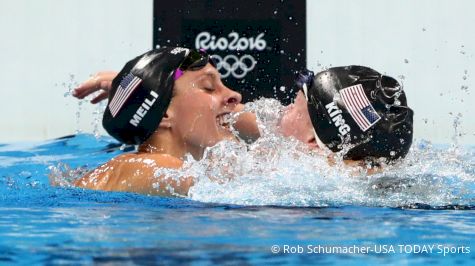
195, 32, 267, 79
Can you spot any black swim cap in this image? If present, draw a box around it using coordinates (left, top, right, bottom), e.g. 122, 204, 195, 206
299, 66, 414, 162
102, 47, 212, 145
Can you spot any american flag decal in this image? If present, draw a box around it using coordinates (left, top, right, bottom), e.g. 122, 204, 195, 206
340, 84, 381, 131
108, 73, 142, 117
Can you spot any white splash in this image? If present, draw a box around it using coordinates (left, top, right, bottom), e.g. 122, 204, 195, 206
182, 99, 475, 208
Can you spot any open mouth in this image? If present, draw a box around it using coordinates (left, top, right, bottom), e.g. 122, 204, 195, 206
216, 113, 232, 130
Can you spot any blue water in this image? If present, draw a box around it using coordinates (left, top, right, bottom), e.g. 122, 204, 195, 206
1, 134, 474, 265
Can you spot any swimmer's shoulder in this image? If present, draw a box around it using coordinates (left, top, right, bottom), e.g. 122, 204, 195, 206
74, 153, 187, 194
97, 152, 183, 174
116, 152, 184, 169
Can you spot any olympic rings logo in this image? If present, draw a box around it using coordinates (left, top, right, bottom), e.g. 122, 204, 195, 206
211, 54, 257, 79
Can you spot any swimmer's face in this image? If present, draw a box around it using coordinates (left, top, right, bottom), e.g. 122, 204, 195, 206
279, 91, 319, 149
168, 63, 242, 151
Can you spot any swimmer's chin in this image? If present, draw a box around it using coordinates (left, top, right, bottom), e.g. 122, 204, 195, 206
201, 132, 239, 149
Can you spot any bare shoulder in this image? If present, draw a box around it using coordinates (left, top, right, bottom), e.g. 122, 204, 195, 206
74, 153, 190, 196
135, 153, 184, 168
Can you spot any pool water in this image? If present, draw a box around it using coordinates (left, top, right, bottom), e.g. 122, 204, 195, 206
0, 134, 474, 265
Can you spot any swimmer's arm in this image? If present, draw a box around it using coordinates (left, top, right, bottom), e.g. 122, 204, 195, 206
233, 104, 260, 143
72, 71, 118, 103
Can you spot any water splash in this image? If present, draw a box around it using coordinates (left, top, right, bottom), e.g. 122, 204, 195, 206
63, 72, 108, 139
449, 112, 465, 149
184, 100, 475, 208
75, 100, 83, 134
185, 138, 474, 208
49, 162, 88, 187
62, 74, 78, 97
91, 101, 106, 138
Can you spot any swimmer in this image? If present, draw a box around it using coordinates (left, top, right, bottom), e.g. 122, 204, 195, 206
74, 65, 413, 167
284, 66, 413, 164
73, 47, 242, 196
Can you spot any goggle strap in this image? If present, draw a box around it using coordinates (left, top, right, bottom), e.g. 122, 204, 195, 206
174, 69, 184, 80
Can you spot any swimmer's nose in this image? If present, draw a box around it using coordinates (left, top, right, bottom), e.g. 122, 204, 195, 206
307, 136, 319, 149
223, 86, 242, 107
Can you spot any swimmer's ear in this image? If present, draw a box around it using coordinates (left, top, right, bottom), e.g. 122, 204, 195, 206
158, 111, 173, 129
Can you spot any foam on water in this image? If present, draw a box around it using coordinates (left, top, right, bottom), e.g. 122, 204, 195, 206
180, 99, 475, 208
183, 138, 474, 208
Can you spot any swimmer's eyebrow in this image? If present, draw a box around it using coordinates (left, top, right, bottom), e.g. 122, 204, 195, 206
193, 71, 219, 86
202, 68, 220, 81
